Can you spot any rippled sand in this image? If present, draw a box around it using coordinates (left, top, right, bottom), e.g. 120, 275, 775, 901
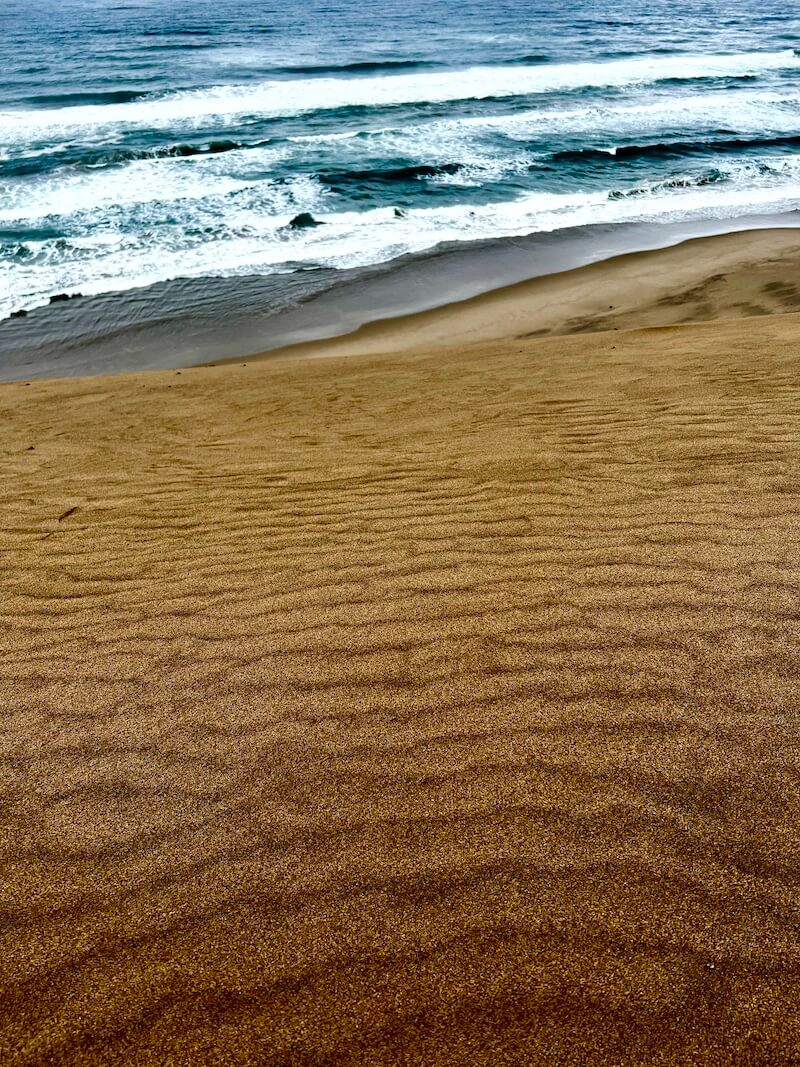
4, 269, 800, 1062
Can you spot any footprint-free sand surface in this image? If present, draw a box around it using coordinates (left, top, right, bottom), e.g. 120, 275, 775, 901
4, 232, 800, 1064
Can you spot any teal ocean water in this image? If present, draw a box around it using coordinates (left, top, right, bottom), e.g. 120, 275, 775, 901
1, 0, 799, 326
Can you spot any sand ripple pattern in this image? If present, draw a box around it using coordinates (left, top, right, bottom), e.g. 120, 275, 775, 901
3, 315, 800, 1064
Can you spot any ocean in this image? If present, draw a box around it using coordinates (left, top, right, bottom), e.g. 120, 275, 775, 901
1, 0, 800, 375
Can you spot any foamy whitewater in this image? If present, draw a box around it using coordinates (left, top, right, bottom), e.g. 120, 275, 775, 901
1, 0, 800, 320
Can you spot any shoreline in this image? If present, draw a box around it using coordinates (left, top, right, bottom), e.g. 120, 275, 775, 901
1, 210, 799, 382
251, 225, 800, 364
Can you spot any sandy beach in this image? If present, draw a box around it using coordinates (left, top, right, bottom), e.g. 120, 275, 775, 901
259, 227, 800, 361
4, 229, 800, 1065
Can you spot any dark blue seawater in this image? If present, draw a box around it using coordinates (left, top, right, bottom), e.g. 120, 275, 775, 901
1, 0, 800, 320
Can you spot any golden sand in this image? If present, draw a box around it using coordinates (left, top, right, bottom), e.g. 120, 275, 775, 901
4, 232, 800, 1064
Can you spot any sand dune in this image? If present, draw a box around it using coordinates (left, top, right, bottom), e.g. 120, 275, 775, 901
4, 237, 800, 1064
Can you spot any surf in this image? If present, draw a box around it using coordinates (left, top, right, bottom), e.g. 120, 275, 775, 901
2, 49, 797, 144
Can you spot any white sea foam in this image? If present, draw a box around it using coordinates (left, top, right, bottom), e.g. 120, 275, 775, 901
289, 89, 800, 150
467, 90, 800, 140
1, 49, 797, 145
4, 152, 800, 320
0, 145, 295, 222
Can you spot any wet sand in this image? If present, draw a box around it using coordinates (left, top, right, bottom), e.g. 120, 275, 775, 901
2, 218, 798, 384
4, 232, 800, 1064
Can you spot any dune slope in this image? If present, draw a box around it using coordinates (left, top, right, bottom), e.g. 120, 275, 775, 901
3, 312, 800, 1064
